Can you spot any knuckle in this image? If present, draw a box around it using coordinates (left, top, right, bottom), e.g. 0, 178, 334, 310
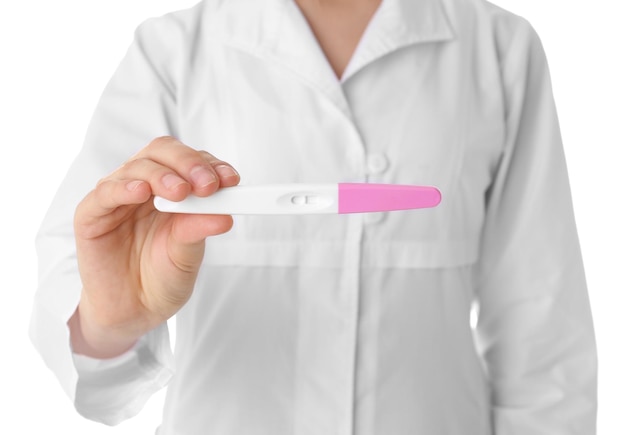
198, 150, 216, 160
118, 157, 163, 179
148, 135, 177, 149
210, 160, 229, 168
124, 157, 149, 169
200, 151, 227, 167
114, 157, 146, 176
95, 176, 108, 188
93, 178, 114, 199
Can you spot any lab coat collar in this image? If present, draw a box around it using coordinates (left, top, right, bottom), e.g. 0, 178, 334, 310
206, 0, 455, 116
342, 0, 455, 80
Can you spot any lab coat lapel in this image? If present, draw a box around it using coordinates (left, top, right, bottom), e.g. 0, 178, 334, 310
208, 0, 455, 117
270, 0, 352, 116
209, 0, 351, 117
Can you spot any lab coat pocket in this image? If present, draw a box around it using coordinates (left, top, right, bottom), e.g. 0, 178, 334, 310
201, 214, 356, 268
361, 210, 479, 270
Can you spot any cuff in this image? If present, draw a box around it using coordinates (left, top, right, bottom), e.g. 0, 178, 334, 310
72, 322, 174, 426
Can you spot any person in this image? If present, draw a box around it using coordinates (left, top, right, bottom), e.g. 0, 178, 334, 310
29, 0, 598, 433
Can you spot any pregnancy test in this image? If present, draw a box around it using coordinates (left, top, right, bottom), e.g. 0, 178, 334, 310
154, 183, 441, 215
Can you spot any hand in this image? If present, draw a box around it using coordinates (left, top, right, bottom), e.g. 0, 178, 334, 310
69, 136, 240, 358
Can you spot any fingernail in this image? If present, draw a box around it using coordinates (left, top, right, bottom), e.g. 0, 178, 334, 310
214, 165, 239, 180
190, 166, 216, 188
162, 173, 187, 190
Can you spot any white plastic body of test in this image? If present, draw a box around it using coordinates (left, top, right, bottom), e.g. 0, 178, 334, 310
154, 184, 339, 215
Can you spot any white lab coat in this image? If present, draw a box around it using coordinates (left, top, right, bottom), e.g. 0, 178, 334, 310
30, 0, 597, 434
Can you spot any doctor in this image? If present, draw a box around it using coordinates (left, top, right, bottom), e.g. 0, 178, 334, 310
30, 0, 597, 434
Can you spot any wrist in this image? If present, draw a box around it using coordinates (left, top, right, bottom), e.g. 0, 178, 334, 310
68, 304, 142, 359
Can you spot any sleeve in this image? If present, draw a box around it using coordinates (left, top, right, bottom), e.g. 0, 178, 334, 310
472, 18, 598, 435
28, 16, 184, 425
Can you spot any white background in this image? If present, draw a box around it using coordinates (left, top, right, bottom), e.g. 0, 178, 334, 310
1, 0, 624, 433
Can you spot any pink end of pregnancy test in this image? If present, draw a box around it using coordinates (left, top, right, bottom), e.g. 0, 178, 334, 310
338, 183, 441, 214
154, 183, 441, 215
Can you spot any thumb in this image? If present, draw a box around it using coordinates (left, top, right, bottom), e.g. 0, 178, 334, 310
167, 213, 234, 271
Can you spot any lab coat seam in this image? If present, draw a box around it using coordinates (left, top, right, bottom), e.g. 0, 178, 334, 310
452, 34, 474, 255
479, 19, 537, 228
133, 22, 179, 105
292, 270, 303, 435
491, 27, 539, 210
348, 215, 364, 435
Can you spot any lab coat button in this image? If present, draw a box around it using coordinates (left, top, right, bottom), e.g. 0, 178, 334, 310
366, 153, 389, 174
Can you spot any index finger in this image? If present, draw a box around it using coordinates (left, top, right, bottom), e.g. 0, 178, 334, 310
135, 137, 240, 196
